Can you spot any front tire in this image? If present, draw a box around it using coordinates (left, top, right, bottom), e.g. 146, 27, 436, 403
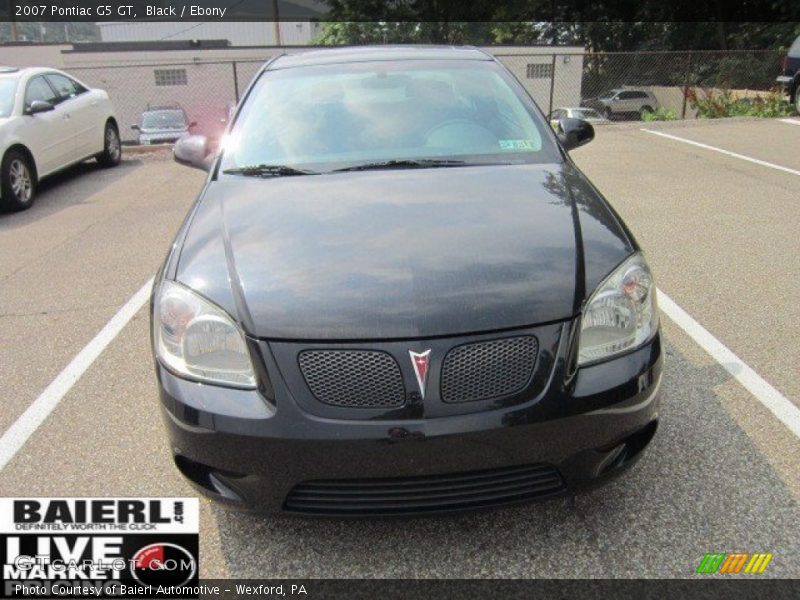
794, 88, 800, 114
97, 122, 121, 167
1, 150, 36, 212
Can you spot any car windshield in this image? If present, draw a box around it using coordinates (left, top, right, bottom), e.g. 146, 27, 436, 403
141, 110, 186, 129
220, 59, 560, 173
573, 108, 602, 119
0, 77, 18, 118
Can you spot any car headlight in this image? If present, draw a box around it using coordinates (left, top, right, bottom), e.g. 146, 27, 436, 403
153, 280, 256, 388
578, 252, 658, 365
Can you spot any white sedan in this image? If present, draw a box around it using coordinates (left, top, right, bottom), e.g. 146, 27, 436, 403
0, 66, 120, 211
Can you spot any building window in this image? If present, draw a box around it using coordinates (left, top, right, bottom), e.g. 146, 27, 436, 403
154, 68, 188, 86
526, 63, 553, 79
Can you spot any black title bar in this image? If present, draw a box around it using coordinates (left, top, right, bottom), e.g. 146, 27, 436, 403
1, 0, 799, 23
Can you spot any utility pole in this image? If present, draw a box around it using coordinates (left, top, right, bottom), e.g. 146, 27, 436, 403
9, 0, 19, 41
272, 0, 281, 46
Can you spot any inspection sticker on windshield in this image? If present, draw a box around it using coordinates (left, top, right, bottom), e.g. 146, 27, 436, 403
499, 139, 536, 151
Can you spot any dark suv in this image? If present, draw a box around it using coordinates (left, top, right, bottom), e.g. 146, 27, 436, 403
778, 34, 800, 112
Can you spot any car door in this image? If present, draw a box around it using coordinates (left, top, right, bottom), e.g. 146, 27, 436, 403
22, 75, 75, 175
46, 73, 97, 160
613, 91, 632, 112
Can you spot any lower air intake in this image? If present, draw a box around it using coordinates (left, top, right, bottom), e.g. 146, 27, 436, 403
284, 464, 565, 515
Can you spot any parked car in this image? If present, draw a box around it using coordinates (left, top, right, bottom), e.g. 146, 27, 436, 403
549, 107, 609, 129
156, 46, 662, 515
583, 88, 659, 120
777, 34, 800, 112
0, 66, 120, 211
132, 105, 194, 145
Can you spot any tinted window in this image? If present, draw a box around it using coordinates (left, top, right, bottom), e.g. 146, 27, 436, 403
25, 76, 58, 107
45, 73, 86, 101
0, 77, 17, 118
222, 59, 560, 172
632, 91, 648, 99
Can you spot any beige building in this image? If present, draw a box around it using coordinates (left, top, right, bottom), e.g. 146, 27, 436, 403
1, 41, 586, 142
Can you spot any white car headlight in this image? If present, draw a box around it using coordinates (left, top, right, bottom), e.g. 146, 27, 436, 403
578, 252, 658, 366
154, 280, 256, 388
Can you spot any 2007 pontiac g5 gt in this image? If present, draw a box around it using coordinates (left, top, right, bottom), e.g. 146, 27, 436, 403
152, 47, 662, 515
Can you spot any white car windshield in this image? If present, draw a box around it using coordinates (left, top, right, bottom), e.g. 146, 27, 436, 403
0, 77, 18, 118
221, 59, 560, 172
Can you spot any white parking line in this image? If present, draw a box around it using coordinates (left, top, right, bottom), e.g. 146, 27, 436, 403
658, 290, 800, 439
0, 278, 153, 471
641, 129, 800, 177
779, 118, 800, 126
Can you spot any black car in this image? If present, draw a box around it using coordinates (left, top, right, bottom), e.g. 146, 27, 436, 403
777, 34, 800, 112
153, 47, 662, 516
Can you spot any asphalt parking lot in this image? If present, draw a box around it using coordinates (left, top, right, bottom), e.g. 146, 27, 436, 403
0, 117, 799, 578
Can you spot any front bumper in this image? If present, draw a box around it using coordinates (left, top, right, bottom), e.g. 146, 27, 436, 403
157, 327, 663, 516
776, 75, 793, 94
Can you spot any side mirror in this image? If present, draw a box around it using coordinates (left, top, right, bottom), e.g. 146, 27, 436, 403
174, 134, 214, 171
557, 117, 594, 152
27, 100, 54, 115
131, 124, 140, 130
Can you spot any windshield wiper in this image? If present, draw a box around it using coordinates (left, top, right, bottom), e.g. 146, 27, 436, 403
331, 158, 468, 173
222, 164, 318, 177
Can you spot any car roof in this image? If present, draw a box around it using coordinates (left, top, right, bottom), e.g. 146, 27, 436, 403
0, 66, 71, 79
269, 45, 493, 70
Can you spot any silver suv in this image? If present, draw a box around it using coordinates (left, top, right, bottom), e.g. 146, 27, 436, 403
588, 89, 659, 119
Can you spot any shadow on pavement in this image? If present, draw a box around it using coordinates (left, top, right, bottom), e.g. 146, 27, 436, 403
0, 157, 143, 229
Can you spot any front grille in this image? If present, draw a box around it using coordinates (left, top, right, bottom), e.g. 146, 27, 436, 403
298, 350, 405, 408
284, 464, 565, 515
441, 336, 538, 403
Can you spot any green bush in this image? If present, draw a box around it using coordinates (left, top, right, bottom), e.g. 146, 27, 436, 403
642, 108, 679, 121
687, 88, 796, 118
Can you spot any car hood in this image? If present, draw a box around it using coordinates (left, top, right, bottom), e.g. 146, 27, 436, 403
176, 163, 634, 340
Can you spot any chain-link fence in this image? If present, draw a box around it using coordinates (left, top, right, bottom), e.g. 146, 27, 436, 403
68, 59, 265, 143
496, 49, 786, 120
66, 49, 787, 143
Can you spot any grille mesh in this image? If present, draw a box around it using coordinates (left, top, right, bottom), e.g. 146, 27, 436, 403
441, 336, 538, 403
284, 464, 565, 515
298, 350, 405, 408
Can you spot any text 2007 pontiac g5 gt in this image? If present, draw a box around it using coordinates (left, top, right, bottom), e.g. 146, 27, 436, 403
151, 47, 662, 515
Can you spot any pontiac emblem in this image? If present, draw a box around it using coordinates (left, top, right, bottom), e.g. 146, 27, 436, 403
409, 350, 432, 399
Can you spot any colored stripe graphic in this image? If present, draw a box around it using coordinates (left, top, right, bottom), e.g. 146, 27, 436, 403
697, 552, 773, 574
745, 553, 773, 574
697, 553, 726, 574
719, 553, 749, 573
